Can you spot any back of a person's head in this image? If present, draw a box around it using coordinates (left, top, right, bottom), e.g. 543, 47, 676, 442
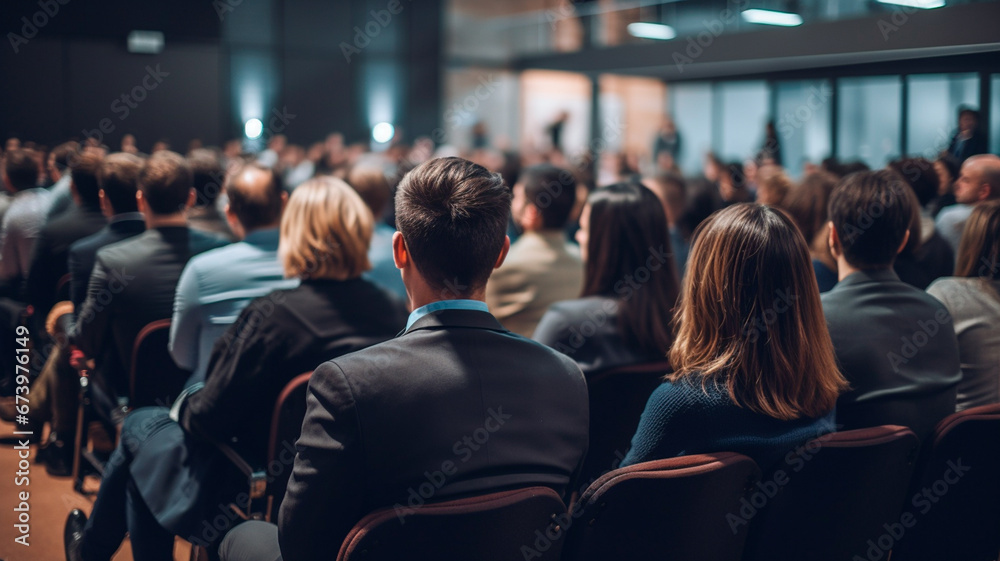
279, 175, 372, 280
643, 172, 687, 226
583, 181, 679, 355
347, 163, 392, 220
781, 171, 838, 244
70, 149, 104, 208
187, 148, 224, 207
225, 162, 284, 231
3, 148, 38, 192
139, 150, 192, 215
756, 166, 792, 206
888, 157, 939, 207
521, 163, 577, 230
828, 170, 913, 269
395, 157, 510, 296
51, 141, 80, 173
99, 152, 144, 214
956, 199, 1000, 281
670, 203, 846, 420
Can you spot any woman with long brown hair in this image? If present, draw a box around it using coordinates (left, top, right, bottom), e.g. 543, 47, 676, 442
928, 200, 1000, 410
533, 181, 680, 376
623, 203, 848, 470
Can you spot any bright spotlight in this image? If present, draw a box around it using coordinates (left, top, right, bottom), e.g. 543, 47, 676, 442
627, 22, 677, 41
372, 122, 395, 144
244, 118, 263, 139
741, 9, 804, 26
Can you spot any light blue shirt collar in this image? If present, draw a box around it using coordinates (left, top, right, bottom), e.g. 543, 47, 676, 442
405, 299, 489, 330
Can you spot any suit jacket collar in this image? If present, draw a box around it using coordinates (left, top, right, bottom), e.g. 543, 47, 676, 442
837, 267, 901, 288
401, 308, 508, 337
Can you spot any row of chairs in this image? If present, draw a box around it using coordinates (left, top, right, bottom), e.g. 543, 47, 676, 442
57, 314, 999, 561
332, 406, 1000, 561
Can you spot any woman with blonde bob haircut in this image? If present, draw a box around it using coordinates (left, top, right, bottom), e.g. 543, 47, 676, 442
624, 203, 848, 471
281, 176, 373, 280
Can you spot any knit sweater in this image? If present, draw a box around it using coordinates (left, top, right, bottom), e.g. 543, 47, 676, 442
623, 378, 836, 471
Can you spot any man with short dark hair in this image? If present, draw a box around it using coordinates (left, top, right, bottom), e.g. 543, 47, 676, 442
70, 151, 228, 405
935, 154, 1000, 253
0, 148, 51, 294
170, 163, 297, 382
486, 163, 583, 336
822, 169, 961, 440
25, 149, 108, 321
217, 157, 589, 561
186, 149, 234, 240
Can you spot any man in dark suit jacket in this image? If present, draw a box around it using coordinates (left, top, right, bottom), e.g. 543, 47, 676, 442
25, 149, 108, 320
822, 170, 961, 441
67, 153, 147, 312
21, 153, 149, 476
215, 157, 590, 561
70, 150, 227, 406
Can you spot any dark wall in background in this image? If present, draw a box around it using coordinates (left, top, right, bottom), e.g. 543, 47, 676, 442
0, 0, 442, 151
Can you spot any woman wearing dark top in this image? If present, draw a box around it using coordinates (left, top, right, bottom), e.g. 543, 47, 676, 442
533, 182, 680, 376
181, 176, 409, 465
624, 204, 848, 472
780, 171, 839, 292
64, 176, 406, 561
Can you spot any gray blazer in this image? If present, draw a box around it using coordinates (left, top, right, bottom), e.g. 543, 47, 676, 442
821, 268, 961, 441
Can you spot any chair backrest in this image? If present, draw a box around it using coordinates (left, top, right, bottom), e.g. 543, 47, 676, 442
337, 486, 568, 561
742, 425, 920, 561
262, 371, 312, 520
129, 319, 191, 408
55, 272, 72, 303
577, 361, 670, 487
890, 403, 1000, 561
562, 452, 760, 561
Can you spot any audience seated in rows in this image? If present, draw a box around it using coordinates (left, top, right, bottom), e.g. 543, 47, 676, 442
624, 203, 847, 472
927, 200, 1000, 410
534, 181, 679, 376
64, 175, 408, 561
26, 149, 108, 322
69, 151, 228, 412
218, 157, 589, 561
169, 162, 298, 382
486, 164, 583, 336
823, 170, 961, 441
935, 154, 1000, 252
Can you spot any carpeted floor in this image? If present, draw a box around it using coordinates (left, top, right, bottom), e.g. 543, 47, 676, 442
0, 419, 191, 561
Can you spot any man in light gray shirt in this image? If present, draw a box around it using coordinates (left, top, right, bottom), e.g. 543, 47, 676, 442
935, 154, 1000, 253
170, 163, 298, 383
0, 148, 51, 294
